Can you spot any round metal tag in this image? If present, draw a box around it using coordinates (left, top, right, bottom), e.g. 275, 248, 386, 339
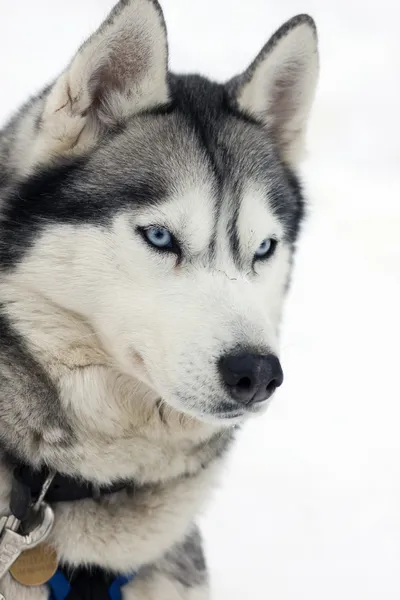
10, 543, 58, 587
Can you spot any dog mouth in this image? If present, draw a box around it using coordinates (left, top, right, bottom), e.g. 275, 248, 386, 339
202, 406, 245, 424
215, 411, 245, 421
210, 395, 274, 423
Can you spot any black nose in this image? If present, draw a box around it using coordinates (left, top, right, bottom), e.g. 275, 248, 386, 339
219, 353, 283, 406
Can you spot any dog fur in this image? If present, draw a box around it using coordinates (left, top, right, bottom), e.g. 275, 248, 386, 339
0, 1, 318, 598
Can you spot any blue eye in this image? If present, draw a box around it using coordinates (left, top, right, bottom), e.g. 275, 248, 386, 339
139, 226, 183, 259
254, 238, 277, 260
144, 227, 173, 249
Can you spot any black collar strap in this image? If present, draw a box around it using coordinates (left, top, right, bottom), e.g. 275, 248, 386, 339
10, 465, 130, 521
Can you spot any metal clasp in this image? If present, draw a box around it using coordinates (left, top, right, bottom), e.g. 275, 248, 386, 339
0, 503, 54, 582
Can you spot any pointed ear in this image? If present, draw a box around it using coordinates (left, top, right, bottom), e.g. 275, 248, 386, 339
33, 0, 168, 166
226, 15, 319, 165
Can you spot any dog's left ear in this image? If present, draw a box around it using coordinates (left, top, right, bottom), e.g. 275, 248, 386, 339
31, 0, 168, 170
227, 15, 319, 164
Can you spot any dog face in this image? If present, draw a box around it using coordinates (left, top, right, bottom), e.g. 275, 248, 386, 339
1, 1, 318, 424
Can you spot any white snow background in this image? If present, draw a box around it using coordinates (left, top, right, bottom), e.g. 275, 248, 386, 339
0, 1, 399, 598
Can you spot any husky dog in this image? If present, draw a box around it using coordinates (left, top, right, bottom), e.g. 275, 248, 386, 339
0, 1, 318, 598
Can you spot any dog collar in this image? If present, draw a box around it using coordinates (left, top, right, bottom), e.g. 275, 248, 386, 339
7, 465, 136, 599
10, 465, 130, 521
48, 567, 136, 600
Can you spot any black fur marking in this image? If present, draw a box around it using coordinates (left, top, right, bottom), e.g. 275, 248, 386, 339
0, 158, 169, 268
226, 180, 242, 268
0, 75, 305, 271
168, 74, 226, 189
168, 74, 305, 249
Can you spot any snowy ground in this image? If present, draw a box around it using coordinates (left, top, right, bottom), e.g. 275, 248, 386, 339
1, 1, 399, 598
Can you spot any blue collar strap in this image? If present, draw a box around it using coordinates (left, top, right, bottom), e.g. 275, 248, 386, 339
48, 566, 136, 600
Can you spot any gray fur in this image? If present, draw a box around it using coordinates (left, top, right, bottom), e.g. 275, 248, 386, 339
139, 527, 207, 589
0, 1, 318, 598
0, 310, 74, 461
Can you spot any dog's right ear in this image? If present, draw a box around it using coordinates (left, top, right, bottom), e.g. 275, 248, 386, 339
32, 0, 168, 169
226, 15, 318, 165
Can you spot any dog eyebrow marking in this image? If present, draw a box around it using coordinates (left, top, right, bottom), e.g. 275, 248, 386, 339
227, 198, 242, 269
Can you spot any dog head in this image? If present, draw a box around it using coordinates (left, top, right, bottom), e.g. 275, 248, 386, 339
1, 0, 318, 424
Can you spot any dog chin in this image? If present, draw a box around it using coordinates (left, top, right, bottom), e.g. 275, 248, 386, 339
199, 397, 274, 426
184, 410, 246, 428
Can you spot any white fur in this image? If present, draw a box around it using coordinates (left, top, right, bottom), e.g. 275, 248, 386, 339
3, 180, 287, 427
234, 18, 319, 164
